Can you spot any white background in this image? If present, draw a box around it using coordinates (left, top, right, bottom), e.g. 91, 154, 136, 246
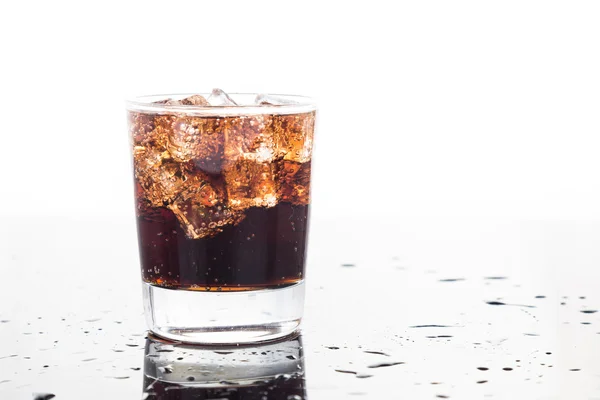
0, 1, 599, 221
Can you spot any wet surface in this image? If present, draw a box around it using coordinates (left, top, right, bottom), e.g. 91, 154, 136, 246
2, 217, 600, 399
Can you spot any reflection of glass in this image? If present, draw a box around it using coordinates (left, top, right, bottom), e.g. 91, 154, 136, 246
142, 333, 306, 399
127, 93, 317, 345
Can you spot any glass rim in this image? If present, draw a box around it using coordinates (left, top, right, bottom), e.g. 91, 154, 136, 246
126, 93, 317, 116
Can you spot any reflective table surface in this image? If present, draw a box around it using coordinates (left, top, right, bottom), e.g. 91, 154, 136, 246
2, 217, 600, 399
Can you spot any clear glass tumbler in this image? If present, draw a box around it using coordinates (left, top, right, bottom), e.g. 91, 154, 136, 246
126, 92, 316, 344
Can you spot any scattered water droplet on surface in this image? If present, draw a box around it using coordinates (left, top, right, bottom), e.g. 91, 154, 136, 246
364, 351, 390, 356
368, 361, 404, 369
410, 325, 453, 328
33, 394, 55, 400
335, 369, 357, 374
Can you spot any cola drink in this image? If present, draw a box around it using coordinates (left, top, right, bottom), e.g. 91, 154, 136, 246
129, 92, 315, 292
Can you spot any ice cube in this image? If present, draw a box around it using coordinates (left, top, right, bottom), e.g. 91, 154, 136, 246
223, 115, 275, 163
134, 146, 219, 208
206, 88, 238, 106
128, 111, 155, 145
277, 160, 311, 205
130, 112, 173, 152
271, 112, 315, 163
169, 197, 244, 239
133, 147, 188, 207
166, 116, 225, 173
255, 94, 299, 106
161, 94, 209, 106
180, 94, 210, 106
175, 169, 221, 207
224, 160, 279, 210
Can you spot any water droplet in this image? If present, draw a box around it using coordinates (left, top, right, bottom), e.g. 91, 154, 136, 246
367, 361, 404, 368
186, 376, 195, 381
335, 369, 356, 374
364, 351, 390, 356
410, 325, 453, 328
286, 355, 297, 360
159, 366, 173, 374
33, 394, 55, 400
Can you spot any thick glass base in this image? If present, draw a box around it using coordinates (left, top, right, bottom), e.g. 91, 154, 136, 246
142, 281, 305, 345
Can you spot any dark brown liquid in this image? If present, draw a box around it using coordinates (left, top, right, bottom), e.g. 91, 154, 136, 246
137, 202, 309, 291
